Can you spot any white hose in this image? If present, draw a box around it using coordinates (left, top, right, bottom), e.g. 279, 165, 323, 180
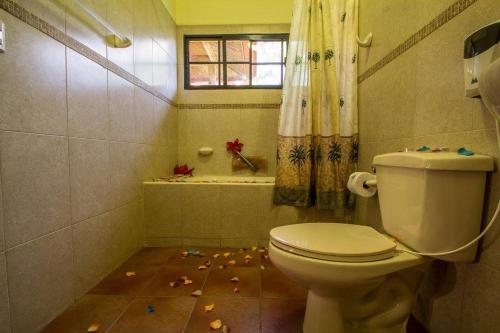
400, 94, 500, 257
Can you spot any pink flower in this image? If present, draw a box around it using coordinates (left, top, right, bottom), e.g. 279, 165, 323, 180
226, 139, 244, 156
174, 164, 194, 176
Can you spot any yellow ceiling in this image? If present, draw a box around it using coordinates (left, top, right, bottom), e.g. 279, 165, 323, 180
161, 0, 293, 25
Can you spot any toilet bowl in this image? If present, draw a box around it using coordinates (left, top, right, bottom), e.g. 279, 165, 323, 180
269, 152, 494, 333
269, 223, 428, 333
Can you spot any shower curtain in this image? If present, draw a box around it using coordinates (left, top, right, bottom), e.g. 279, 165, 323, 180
274, 0, 358, 209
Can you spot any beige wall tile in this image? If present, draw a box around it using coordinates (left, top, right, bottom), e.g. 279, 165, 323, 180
220, 185, 262, 239
166, 106, 178, 149
460, 263, 500, 333
165, 53, 178, 101
72, 212, 114, 298
415, 261, 466, 333
135, 144, 155, 182
177, 147, 216, 175
413, 16, 475, 137
472, 100, 497, 130
110, 142, 141, 208
358, 0, 418, 73
69, 138, 112, 222
0, 254, 11, 332
150, 145, 172, 178
153, 98, 176, 147
1, 131, 71, 248
220, 239, 260, 248
134, 87, 156, 144
14, 0, 66, 30
106, 0, 134, 73
153, 41, 169, 97
239, 109, 270, 154
0, 163, 4, 253
0, 13, 67, 136
151, 0, 176, 56
144, 185, 182, 238
182, 238, 221, 248
67, 49, 109, 140
110, 201, 142, 267
133, 36, 154, 86
133, 0, 158, 40
65, 0, 107, 56
182, 185, 221, 238
358, 0, 456, 73
144, 237, 182, 247
178, 109, 208, 148
108, 72, 136, 142
6, 228, 74, 333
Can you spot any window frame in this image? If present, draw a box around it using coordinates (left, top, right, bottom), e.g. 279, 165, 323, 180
184, 34, 289, 90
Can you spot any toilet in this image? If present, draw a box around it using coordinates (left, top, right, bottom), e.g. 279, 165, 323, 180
269, 152, 494, 333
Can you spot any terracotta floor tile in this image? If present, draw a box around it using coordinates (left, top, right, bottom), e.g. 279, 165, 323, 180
203, 267, 261, 297
123, 247, 179, 266
260, 249, 274, 268
184, 296, 260, 333
41, 295, 132, 333
166, 247, 218, 266
261, 298, 306, 333
212, 248, 262, 267
89, 265, 160, 296
107, 297, 195, 333
262, 267, 307, 299
140, 265, 209, 297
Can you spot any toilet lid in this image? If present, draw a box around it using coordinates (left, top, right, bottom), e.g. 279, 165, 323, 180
270, 223, 397, 262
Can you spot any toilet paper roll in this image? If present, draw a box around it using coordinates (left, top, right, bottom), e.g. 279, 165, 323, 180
347, 172, 377, 198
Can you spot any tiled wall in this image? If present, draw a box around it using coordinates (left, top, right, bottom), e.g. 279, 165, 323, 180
143, 183, 347, 248
0, 0, 177, 331
355, 1, 500, 332
176, 25, 289, 176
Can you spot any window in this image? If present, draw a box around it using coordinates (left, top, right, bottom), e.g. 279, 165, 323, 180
184, 34, 288, 89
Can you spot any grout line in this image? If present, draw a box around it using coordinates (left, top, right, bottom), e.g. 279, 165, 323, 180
0, 0, 479, 109
0, 131, 14, 333
0, 0, 176, 107
4, 199, 140, 253
104, 296, 137, 333
3, 225, 72, 253
63, 41, 79, 305
358, 0, 478, 84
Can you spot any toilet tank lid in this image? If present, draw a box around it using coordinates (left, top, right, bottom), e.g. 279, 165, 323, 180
373, 152, 494, 171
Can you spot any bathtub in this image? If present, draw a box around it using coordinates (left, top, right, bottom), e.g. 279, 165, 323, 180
143, 176, 346, 248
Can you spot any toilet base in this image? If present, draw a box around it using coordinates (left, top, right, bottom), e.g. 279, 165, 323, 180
303, 290, 344, 333
302, 277, 414, 333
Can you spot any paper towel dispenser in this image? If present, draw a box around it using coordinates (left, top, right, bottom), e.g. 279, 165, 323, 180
464, 20, 499, 98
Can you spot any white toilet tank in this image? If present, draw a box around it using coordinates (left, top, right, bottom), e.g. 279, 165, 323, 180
373, 152, 494, 262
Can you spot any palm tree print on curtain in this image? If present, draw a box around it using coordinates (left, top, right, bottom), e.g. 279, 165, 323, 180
289, 145, 306, 185
275, 0, 359, 209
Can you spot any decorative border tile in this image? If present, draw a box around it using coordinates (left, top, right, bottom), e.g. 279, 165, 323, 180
358, 0, 478, 83
0, 0, 177, 107
2, 0, 477, 108
177, 103, 281, 110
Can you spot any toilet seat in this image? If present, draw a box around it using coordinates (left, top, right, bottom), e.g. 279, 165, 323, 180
270, 223, 397, 262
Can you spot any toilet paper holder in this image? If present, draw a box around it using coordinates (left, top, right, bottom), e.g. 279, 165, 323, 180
363, 179, 378, 188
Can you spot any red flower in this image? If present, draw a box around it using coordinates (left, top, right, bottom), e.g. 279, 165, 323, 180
174, 164, 194, 176
226, 139, 244, 156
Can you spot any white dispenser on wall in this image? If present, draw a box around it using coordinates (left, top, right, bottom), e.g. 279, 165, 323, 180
464, 20, 499, 98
